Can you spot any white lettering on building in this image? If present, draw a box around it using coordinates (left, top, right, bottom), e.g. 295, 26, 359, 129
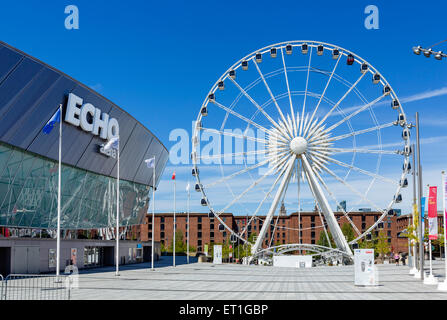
65, 93, 119, 140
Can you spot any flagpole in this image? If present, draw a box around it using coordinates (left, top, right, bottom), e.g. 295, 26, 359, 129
439, 171, 447, 290
116, 139, 120, 277
151, 158, 155, 271
187, 182, 190, 264
56, 104, 62, 280
173, 176, 176, 267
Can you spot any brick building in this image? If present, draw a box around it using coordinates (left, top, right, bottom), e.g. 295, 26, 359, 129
133, 210, 446, 254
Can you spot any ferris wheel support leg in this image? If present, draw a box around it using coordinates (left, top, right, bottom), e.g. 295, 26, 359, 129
249, 156, 296, 262
301, 154, 353, 257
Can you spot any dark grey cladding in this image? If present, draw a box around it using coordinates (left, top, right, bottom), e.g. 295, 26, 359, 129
0, 41, 168, 187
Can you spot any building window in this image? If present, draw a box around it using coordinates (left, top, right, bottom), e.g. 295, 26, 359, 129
311, 232, 315, 238
148, 232, 152, 239
160, 232, 165, 238
198, 232, 202, 238
161, 217, 165, 223
282, 232, 285, 238
210, 224, 214, 230
223, 232, 226, 238
388, 222, 392, 228
362, 223, 366, 230
198, 240, 202, 245
387, 231, 391, 237
311, 239, 315, 244
210, 232, 214, 238
198, 217, 202, 223
198, 224, 202, 230
362, 215, 366, 222
161, 224, 165, 231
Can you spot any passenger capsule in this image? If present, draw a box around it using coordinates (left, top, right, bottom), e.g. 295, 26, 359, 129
400, 178, 409, 188
255, 53, 262, 63
208, 93, 215, 102
195, 183, 202, 192
270, 47, 277, 58
378, 222, 384, 229
286, 44, 293, 55
373, 73, 381, 84
201, 198, 207, 206
332, 48, 340, 59
383, 85, 391, 96
201, 107, 208, 116
366, 233, 372, 240
424, 48, 432, 58
218, 224, 225, 231
394, 194, 403, 203
301, 43, 308, 54
391, 99, 400, 110
404, 145, 412, 155
229, 70, 236, 80
208, 211, 215, 219
398, 113, 406, 126
402, 128, 410, 140
241, 60, 248, 71
192, 168, 199, 176
317, 45, 324, 56
388, 209, 395, 216
435, 51, 443, 60
347, 54, 355, 65
403, 161, 411, 172
360, 63, 368, 74
218, 81, 225, 91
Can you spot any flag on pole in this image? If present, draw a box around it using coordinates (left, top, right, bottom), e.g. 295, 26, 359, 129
172, 171, 176, 180
144, 157, 155, 168
42, 108, 61, 134
421, 196, 426, 241
428, 186, 438, 240
104, 136, 119, 151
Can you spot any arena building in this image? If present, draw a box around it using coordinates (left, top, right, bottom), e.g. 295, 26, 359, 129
0, 41, 168, 274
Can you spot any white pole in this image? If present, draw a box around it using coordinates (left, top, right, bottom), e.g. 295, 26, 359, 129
187, 183, 190, 264
115, 140, 120, 276
439, 172, 447, 290
56, 105, 62, 279
151, 160, 155, 271
173, 177, 176, 267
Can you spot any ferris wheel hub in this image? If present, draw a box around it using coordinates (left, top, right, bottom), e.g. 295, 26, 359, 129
289, 137, 308, 155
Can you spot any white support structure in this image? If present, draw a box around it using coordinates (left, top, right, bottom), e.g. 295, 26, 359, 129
301, 154, 352, 256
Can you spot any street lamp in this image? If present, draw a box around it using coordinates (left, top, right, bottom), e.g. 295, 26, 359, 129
413, 45, 447, 60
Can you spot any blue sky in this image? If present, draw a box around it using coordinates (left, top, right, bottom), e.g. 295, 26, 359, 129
1, 0, 447, 215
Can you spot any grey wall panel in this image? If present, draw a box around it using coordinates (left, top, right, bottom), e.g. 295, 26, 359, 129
0, 46, 23, 84
133, 141, 165, 186
0, 67, 61, 141
76, 104, 137, 176
0, 58, 43, 120
109, 126, 153, 181
9, 77, 77, 150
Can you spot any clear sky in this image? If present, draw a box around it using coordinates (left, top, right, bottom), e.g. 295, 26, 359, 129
1, 0, 447, 215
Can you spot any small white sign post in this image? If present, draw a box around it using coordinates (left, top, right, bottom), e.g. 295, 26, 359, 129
354, 249, 377, 286
213, 245, 222, 264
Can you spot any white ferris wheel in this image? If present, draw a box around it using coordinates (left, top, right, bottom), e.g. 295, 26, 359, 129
191, 41, 412, 262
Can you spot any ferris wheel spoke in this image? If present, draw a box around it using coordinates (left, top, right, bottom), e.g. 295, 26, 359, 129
280, 47, 297, 135
240, 164, 289, 237
300, 46, 313, 136
200, 127, 267, 144
319, 163, 385, 213
313, 72, 366, 134
252, 60, 292, 137
324, 156, 399, 185
305, 53, 342, 136
211, 100, 274, 136
204, 158, 271, 189
326, 122, 395, 142
198, 149, 267, 161
318, 147, 399, 155
324, 94, 387, 133
217, 155, 292, 214
228, 77, 282, 131
313, 169, 362, 236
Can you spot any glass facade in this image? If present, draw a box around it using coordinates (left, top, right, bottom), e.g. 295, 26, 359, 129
0, 142, 150, 229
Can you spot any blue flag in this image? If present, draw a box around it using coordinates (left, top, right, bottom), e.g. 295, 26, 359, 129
42, 108, 61, 134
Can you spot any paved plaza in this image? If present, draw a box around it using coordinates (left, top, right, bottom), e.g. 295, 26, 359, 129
68, 256, 447, 300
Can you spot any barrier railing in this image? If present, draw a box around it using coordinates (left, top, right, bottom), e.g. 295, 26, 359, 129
2, 274, 71, 300
0, 275, 3, 300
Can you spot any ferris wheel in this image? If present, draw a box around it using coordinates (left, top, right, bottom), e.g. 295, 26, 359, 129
191, 41, 411, 260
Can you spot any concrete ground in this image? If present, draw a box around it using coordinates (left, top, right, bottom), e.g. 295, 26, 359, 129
67, 256, 447, 300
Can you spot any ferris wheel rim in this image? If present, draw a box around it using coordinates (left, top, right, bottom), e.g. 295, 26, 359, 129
191, 40, 411, 251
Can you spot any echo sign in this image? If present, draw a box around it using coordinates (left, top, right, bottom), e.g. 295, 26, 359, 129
65, 93, 119, 140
